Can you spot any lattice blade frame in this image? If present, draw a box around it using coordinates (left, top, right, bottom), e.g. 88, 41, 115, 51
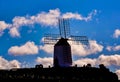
44, 34, 60, 44
70, 35, 89, 45
58, 18, 70, 39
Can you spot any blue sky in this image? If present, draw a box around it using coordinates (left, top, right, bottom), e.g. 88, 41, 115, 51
0, 0, 120, 79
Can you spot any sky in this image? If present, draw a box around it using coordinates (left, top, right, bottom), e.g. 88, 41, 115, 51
0, 0, 120, 79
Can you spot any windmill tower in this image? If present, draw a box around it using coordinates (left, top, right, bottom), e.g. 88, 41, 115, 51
44, 18, 88, 67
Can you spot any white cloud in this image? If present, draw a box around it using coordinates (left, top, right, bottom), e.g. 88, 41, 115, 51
63, 13, 84, 20
72, 54, 120, 80
12, 16, 34, 28
8, 8, 60, 37
0, 8, 97, 37
9, 27, 20, 37
8, 41, 39, 56
0, 56, 21, 69
97, 54, 120, 66
0, 21, 11, 36
36, 57, 53, 67
39, 45, 54, 54
12, 8, 60, 28
32, 8, 60, 26
40, 40, 103, 57
73, 58, 96, 67
106, 45, 120, 51
62, 10, 97, 21
113, 45, 120, 51
87, 40, 103, 54
71, 40, 103, 56
106, 46, 112, 51
73, 54, 120, 67
113, 29, 120, 38
33, 54, 120, 80
115, 70, 120, 80
0, 21, 9, 31
34, 54, 120, 73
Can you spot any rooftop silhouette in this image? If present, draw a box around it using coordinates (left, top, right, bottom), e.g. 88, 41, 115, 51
0, 64, 119, 81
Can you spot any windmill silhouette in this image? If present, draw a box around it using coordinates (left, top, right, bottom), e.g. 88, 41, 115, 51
44, 18, 88, 67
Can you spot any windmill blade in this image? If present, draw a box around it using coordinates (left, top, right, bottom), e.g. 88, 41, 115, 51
70, 35, 89, 45
44, 34, 60, 44
58, 18, 70, 39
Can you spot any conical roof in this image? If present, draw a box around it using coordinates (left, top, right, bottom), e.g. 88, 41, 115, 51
55, 38, 70, 46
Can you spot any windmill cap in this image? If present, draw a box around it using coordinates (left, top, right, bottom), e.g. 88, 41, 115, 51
55, 38, 70, 46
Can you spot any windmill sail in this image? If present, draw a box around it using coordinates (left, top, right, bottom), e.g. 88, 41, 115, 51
44, 34, 60, 44
70, 35, 88, 45
58, 18, 70, 39
44, 18, 88, 45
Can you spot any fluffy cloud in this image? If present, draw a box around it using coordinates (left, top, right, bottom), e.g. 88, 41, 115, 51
35, 54, 120, 68
9, 27, 20, 37
32, 8, 60, 26
0, 56, 21, 69
39, 45, 54, 54
40, 40, 103, 57
0, 21, 9, 31
34, 53, 120, 78
113, 29, 120, 38
71, 40, 103, 56
73, 54, 120, 67
97, 54, 120, 66
73, 58, 96, 67
106, 46, 112, 51
87, 40, 103, 54
34, 54, 120, 80
8, 9, 60, 37
8, 41, 39, 56
106, 45, 120, 51
62, 10, 97, 21
0, 8, 97, 37
73, 54, 120, 80
12, 8, 60, 28
0, 21, 11, 36
113, 45, 120, 51
12, 16, 34, 28
36, 57, 53, 67
115, 70, 120, 80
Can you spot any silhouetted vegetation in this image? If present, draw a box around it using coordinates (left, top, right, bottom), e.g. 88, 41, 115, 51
0, 64, 119, 81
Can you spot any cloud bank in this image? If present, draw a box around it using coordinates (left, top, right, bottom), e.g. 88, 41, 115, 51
0, 56, 21, 69
62, 10, 97, 21
35, 54, 120, 68
39, 45, 54, 54
115, 70, 120, 80
40, 40, 103, 57
106, 45, 120, 51
0, 8, 97, 37
0, 21, 11, 36
36, 57, 53, 67
8, 41, 39, 56
73, 58, 96, 67
71, 40, 103, 56
35, 54, 120, 79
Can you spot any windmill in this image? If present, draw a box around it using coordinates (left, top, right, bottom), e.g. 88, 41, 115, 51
44, 18, 88, 67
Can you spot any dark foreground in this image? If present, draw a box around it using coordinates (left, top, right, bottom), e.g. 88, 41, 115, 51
0, 64, 119, 81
